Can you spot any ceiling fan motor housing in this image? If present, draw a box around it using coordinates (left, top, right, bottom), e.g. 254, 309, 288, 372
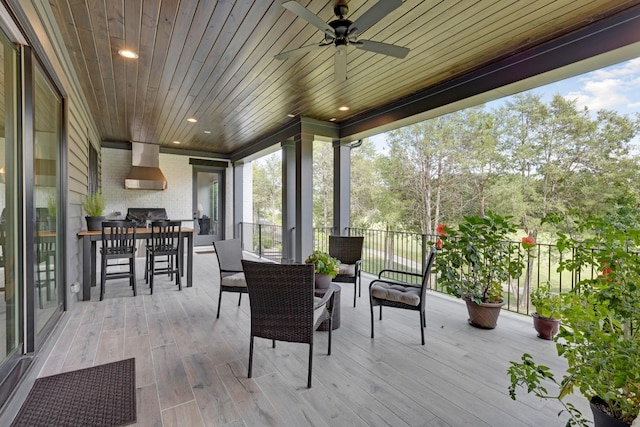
330, 18, 352, 40
334, 3, 349, 18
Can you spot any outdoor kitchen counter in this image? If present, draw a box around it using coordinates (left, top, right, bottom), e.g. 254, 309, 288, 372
77, 227, 196, 301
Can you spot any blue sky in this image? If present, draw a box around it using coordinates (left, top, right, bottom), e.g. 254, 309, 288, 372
373, 57, 640, 149
487, 57, 640, 115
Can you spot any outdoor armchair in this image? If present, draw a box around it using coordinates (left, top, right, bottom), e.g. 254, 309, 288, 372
213, 238, 247, 318
369, 246, 436, 345
329, 235, 364, 307
241, 260, 334, 388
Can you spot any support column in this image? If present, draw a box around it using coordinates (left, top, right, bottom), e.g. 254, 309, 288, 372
281, 138, 296, 262
333, 140, 351, 236
233, 162, 244, 240
295, 132, 314, 262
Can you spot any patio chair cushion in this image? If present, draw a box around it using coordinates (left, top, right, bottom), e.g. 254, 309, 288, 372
221, 272, 247, 288
338, 263, 356, 276
313, 296, 325, 325
370, 281, 421, 306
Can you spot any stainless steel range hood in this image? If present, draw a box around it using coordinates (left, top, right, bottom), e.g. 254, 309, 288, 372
124, 142, 167, 190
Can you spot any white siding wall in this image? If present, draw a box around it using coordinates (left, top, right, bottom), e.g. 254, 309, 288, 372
101, 147, 194, 224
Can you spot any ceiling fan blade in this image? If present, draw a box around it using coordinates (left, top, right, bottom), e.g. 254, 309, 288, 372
354, 40, 409, 59
282, 1, 335, 38
349, 0, 403, 36
335, 46, 347, 81
274, 43, 325, 60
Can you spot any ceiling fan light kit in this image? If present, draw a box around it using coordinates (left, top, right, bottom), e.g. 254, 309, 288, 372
276, 0, 409, 81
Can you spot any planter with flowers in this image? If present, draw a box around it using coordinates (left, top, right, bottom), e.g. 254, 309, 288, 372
508, 217, 640, 427
305, 250, 340, 289
434, 211, 530, 329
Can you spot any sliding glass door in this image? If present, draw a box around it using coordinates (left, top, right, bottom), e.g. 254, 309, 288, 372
0, 29, 21, 375
33, 62, 62, 336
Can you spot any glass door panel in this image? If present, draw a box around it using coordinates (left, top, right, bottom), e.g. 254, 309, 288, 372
33, 63, 62, 333
194, 171, 222, 246
0, 31, 20, 365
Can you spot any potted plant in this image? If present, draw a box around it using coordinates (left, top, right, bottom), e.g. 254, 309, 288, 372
83, 192, 105, 231
47, 194, 56, 231
530, 282, 562, 340
508, 217, 640, 427
305, 250, 340, 289
434, 211, 530, 328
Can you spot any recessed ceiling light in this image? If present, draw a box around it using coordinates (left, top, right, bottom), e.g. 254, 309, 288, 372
287, 113, 295, 118
329, 117, 337, 121
172, 140, 181, 144
187, 118, 198, 123
118, 49, 138, 59
338, 106, 349, 111
204, 130, 211, 134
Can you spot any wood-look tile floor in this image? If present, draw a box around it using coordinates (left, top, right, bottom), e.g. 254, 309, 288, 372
6, 252, 592, 426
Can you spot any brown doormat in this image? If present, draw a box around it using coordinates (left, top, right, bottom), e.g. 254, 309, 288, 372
195, 250, 216, 254
11, 358, 136, 427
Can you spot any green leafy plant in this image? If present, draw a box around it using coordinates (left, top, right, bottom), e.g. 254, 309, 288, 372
434, 211, 530, 304
530, 282, 562, 319
508, 217, 640, 426
47, 194, 56, 217
82, 192, 105, 217
305, 250, 340, 278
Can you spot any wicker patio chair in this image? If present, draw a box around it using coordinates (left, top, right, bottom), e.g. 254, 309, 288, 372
369, 246, 436, 345
213, 238, 247, 318
329, 235, 364, 307
241, 260, 335, 388
100, 221, 137, 301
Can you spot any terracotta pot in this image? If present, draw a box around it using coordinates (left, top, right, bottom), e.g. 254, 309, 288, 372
464, 297, 505, 329
314, 273, 332, 289
590, 397, 631, 427
85, 216, 104, 231
532, 313, 560, 340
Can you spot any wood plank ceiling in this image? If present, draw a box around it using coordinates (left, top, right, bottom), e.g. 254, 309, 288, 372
49, 0, 638, 156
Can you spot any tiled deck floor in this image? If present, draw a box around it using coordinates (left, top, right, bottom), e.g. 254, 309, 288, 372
1, 249, 591, 426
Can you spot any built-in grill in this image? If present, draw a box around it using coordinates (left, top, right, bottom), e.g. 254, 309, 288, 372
125, 208, 168, 228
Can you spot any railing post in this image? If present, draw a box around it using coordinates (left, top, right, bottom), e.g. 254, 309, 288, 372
258, 224, 263, 258
421, 233, 427, 274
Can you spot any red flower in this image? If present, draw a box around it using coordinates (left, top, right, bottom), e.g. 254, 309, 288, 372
521, 236, 535, 248
436, 238, 443, 249
601, 262, 613, 276
436, 223, 447, 235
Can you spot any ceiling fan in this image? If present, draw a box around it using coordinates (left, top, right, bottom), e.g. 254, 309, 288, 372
275, 0, 409, 81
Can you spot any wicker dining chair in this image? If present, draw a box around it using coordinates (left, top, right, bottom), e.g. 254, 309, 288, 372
100, 221, 137, 301
329, 235, 364, 307
369, 246, 436, 345
241, 260, 335, 388
213, 238, 247, 318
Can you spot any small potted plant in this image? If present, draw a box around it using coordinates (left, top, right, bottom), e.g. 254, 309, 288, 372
305, 250, 340, 289
508, 217, 640, 427
83, 192, 105, 231
530, 282, 562, 340
434, 211, 530, 328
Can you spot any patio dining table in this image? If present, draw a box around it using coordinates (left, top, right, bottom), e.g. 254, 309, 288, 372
77, 227, 196, 301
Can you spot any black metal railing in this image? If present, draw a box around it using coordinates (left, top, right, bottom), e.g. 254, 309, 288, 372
239, 222, 283, 262
240, 222, 593, 315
